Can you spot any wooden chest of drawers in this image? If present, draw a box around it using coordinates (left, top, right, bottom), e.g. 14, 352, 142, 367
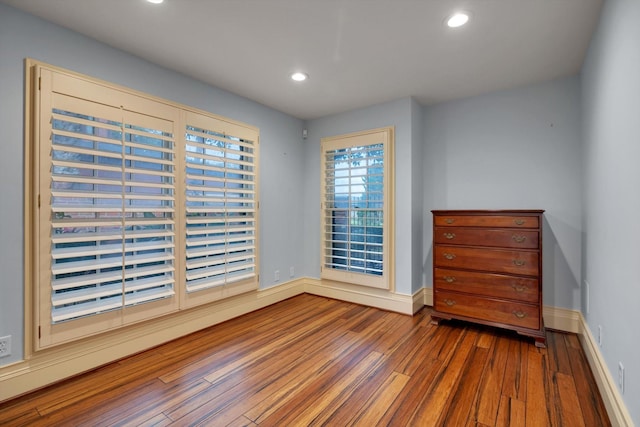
431, 210, 546, 347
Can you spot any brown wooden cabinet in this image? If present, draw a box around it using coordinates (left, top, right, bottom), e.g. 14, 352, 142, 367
431, 210, 546, 347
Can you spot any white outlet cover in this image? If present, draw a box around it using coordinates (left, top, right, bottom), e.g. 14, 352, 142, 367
618, 362, 625, 393
0, 335, 11, 358
598, 325, 602, 347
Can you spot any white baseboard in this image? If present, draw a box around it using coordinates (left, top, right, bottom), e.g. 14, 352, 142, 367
0, 279, 305, 403
302, 278, 415, 315
0, 279, 633, 427
412, 289, 425, 314
543, 305, 581, 333
423, 286, 433, 306
578, 313, 634, 427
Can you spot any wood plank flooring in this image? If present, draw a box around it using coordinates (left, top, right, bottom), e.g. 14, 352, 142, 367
0, 294, 611, 426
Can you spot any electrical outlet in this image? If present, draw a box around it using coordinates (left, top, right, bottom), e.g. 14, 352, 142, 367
598, 325, 602, 347
274, 270, 280, 282
618, 362, 625, 393
289, 266, 295, 278
0, 335, 11, 358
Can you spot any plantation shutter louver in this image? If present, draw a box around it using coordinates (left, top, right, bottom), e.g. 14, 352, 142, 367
184, 112, 257, 296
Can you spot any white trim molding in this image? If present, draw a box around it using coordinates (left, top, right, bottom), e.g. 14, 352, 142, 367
412, 289, 426, 314
302, 278, 415, 315
0, 279, 304, 403
422, 287, 433, 307
578, 313, 634, 427
542, 305, 581, 333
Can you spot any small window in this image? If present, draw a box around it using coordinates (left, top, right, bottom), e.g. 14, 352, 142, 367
320, 127, 394, 290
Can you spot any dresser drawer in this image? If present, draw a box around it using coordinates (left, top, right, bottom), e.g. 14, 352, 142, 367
434, 268, 539, 303
434, 215, 539, 229
434, 291, 540, 330
435, 246, 539, 276
434, 227, 539, 249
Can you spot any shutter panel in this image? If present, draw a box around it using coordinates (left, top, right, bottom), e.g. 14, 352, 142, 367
122, 111, 176, 307
50, 94, 127, 323
184, 114, 256, 294
47, 92, 176, 324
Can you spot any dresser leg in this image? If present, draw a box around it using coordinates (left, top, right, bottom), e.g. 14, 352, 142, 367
430, 316, 442, 326
534, 337, 547, 348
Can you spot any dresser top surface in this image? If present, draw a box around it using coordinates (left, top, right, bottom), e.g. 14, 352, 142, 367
432, 209, 544, 215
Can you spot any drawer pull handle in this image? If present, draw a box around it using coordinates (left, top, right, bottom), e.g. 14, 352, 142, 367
443, 233, 456, 240
512, 310, 527, 319
444, 218, 455, 224
512, 235, 527, 243
443, 253, 456, 260
511, 284, 528, 293
444, 299, 456, 306
512, 259, 526, 267
514, 219, 526, 225
443, 276, 456, 283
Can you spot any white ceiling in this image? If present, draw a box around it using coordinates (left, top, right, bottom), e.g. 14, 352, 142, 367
1, 0, 602, 120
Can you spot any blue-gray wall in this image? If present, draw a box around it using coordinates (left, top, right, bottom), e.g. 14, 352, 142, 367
422, 77, 584, 310
581, 0, 640, 422
0, 3, 305, 365
410, 99, 425, 294
302, 98, 423, 295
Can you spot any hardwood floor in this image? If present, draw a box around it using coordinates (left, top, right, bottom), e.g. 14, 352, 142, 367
0, 294, 610, 426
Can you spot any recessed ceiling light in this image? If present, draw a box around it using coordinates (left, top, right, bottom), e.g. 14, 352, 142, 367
290, 72, 308, 82
447, 12, 469, 28
147, 0, 164, 4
